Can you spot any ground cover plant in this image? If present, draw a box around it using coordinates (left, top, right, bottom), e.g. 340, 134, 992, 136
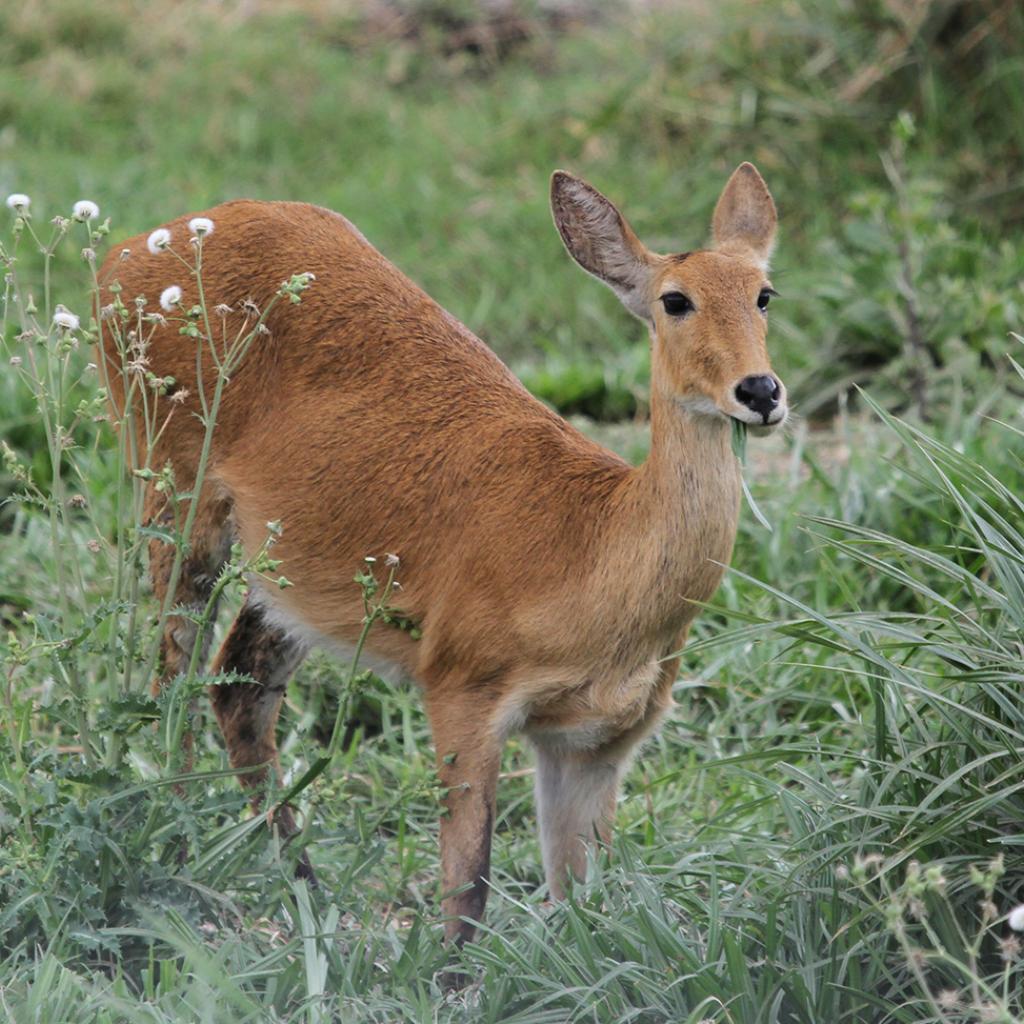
2, 1, 1024, 1021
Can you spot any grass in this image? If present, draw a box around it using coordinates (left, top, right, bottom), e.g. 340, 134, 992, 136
2, 1, 1024, 1021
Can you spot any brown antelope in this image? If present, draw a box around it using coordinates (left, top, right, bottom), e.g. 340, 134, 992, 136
99, 162, 786, 948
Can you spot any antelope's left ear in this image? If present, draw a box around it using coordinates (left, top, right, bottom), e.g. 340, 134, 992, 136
711, 162, 777, 269
550, 170, 656, 320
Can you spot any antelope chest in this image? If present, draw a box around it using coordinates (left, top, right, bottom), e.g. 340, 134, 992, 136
507, 657, 666, 753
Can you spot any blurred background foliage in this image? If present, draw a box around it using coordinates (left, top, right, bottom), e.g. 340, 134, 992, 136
2, 0, 1022, 429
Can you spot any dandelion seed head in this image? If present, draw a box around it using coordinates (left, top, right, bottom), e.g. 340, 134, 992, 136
9, 356, 22, 366
5, 193, 30, 211
72, 200, 99, 221
159, 285, 182, 311
53, 306, 80, 332
188, 216, 214, 237
1008, 905, 1024, 931
147, 228, 172, 255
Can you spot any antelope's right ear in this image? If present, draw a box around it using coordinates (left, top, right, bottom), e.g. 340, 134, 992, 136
711, 162, 777, 268
550, 171, 655, 320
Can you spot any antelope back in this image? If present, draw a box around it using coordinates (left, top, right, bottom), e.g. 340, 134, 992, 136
98, 199, 627, 678
100, 201, 431, 474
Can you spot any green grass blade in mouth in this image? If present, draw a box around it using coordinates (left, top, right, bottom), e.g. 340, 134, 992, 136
731, 416, 748, 465
732, 418, 772, 531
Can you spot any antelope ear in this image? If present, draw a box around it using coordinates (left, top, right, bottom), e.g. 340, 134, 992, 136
711, 162, 777, 268
550, 171, 655, 320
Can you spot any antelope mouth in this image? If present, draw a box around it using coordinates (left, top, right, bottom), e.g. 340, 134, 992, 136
729, 407, 788, 434
675, 394, 787, 434
730, 414, 785, 438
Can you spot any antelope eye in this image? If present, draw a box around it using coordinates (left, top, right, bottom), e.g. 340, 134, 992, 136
757, 288, 774, 312
660, 292, 694, 317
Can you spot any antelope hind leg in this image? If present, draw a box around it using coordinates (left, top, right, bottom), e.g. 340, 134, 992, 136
209, 597, 313, 880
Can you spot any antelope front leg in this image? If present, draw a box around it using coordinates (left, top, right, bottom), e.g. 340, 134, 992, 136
532, 740, 623, 898
533, 659, 678, 898
428, 700, 502, 947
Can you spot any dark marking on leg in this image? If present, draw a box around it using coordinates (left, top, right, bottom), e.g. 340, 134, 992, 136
209, 598, 312, 882
466, 802, 493, 917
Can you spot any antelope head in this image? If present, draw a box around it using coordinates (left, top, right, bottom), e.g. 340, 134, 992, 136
551, 162, 787, 434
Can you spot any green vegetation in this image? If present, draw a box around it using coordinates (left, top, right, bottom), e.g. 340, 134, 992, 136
2, 1, 1024, 1021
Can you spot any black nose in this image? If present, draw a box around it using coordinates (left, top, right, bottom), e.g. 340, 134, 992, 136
735, 375, 781, 420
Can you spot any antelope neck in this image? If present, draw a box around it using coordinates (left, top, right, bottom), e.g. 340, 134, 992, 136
599, 385, 742, 638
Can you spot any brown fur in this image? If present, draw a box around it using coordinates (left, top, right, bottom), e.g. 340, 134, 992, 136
98, 163, 786, 945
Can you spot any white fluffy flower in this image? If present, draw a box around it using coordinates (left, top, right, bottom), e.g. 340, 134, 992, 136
188, 217, 214, 237
53, 306, 80, 331
72, 200, 99, 221
5, 193, 30, 212
1009, 905, 1024, 931
147, 228, 172, 254
159, 285, 182, 311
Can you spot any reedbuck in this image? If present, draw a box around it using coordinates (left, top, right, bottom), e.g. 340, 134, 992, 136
99, 163, 786, 946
